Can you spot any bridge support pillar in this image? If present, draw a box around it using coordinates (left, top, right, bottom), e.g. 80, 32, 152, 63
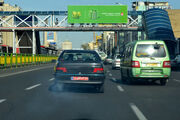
129, 31, 133, 42
13, 30, 16, 54
32, 29, 36, 55
114, 31, 119, 54
141, 31, 145, 40
114, 31, 118, 48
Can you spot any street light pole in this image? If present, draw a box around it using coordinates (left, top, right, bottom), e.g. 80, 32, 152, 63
177, 39, 180, 54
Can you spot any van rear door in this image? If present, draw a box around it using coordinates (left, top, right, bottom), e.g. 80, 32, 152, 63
136, 44, 167, 67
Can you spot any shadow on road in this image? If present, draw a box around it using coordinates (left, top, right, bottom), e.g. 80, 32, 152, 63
171, 68, 180, 72
72, 118, 95, 120
110, 78, 161, 86
48, 83, 100, 94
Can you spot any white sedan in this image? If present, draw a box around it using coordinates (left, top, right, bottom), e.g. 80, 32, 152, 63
112, 54, 121, 69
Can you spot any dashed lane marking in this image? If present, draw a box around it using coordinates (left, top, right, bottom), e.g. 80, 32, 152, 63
109, 73, 112, 76
25, 84, 41, 90
0, 99, 6, 104
117, 85, 124, 92
130, 103, 148, 120
49, 78, 55, 81
0, 66, 53, 78
173, 79, 180, 83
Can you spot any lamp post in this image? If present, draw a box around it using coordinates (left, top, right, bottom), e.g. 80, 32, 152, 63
177, 38, 180, 54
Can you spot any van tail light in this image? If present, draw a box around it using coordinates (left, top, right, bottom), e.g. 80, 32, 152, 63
163, 61, 171, 68
132, 61, 140, 68
93, 68, 104, 73
56, 67, 67, 72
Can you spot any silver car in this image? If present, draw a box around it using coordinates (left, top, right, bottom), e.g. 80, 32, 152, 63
175, 55, 180, 64
104, 56, 113, 64
112, 54, 121, 69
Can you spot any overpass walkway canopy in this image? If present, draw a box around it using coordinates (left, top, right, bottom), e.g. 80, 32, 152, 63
0, 11, 68, 16
0, 11, 143, 16
0, 10, 143, 31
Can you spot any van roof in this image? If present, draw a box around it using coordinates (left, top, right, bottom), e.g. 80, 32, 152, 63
136, 40, 166, 45
136, 40, 165, 43
125, 40, 165, 46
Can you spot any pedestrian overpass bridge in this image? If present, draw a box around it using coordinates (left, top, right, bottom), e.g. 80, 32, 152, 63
0, 10, 143, 54
0, 11, 143, 31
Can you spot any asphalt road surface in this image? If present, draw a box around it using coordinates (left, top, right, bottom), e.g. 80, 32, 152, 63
0, 64, 180, 120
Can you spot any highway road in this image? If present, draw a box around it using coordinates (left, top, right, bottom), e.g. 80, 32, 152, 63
0, 64, 180, 120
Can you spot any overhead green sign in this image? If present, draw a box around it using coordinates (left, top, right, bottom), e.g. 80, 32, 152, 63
68, 5, 128, 24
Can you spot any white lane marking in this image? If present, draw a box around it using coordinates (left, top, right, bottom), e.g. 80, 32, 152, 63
109, 73, 112, 76
25, 84, 41, 90
173, 79, 180, 83
117, 85, 124, 92
130, 103, 148, 120
49, 78, 55, 81
0, 66, 53, 78
0, 99, 6, 103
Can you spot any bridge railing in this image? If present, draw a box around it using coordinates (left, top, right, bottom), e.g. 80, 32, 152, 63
0, 11, 143, 29
0, 53, 58, 69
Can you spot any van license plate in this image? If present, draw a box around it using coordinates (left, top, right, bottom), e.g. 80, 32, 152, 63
71, 77, 89, 81
146, 63, 158, 67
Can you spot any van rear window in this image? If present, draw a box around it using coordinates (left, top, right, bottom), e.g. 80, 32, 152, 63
136, 44, 166, 57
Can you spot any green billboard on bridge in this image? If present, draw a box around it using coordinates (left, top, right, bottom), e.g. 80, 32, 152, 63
68, 5, 128, 24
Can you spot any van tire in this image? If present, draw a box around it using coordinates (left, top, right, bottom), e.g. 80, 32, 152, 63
160, 79, 168, 86
127, 78, 134, 85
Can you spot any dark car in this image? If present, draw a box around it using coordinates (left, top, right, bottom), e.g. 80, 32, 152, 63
171, 55, 180, 70
54, 50, 105, 92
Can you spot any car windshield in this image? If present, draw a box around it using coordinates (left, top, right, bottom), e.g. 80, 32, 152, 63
136, 44, 166, 57
59, 51, 101, 63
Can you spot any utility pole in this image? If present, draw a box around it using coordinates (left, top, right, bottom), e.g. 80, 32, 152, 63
93, 32, 96, 42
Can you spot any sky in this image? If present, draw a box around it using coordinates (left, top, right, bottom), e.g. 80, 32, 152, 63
4, 0, 180, 48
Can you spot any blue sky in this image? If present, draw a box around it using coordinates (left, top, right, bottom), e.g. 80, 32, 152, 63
5, 0, 180, 48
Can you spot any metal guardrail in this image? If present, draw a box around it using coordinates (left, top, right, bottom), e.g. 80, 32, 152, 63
0, 53, 57, 69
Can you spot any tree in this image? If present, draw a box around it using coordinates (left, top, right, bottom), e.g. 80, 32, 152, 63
81, 43, 90, 50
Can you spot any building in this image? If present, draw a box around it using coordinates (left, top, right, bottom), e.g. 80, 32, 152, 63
131, 1, 171, 42
132, 1, 171, 11
166, 9, 180, 39
167, 9, 180, 53
0, 0, 21, 47
103, 32, 114, 56
44, 32, 57, 48
61, 40, 72, 50
132, 1, 178, 55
